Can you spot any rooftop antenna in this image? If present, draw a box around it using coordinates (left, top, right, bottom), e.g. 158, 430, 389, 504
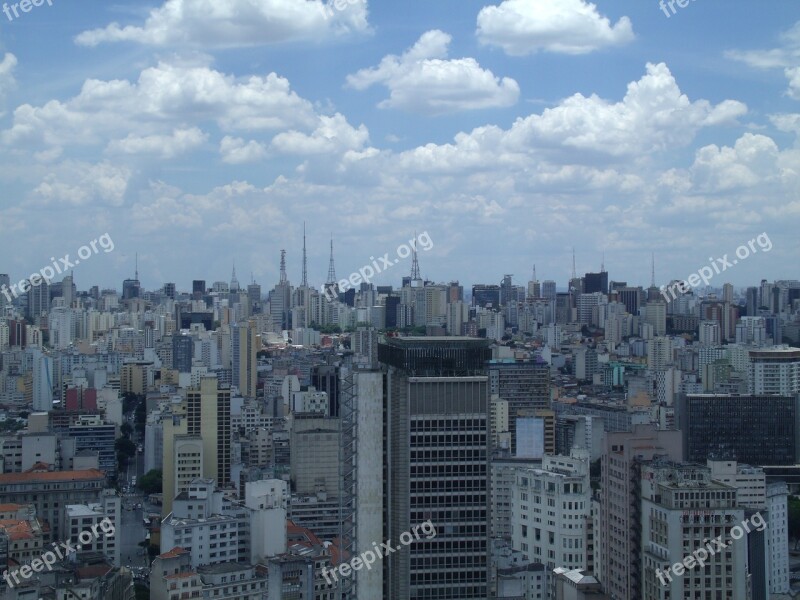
301, 222, 308, 288
411, 230, 421, 281
571, 247, 576, 280
651, 252, 655, 288
280, 250, 287, 284
532, 264, 537, 282
326, 236, 336, 285
601, 251, 605, 273
135, 253, 139, 281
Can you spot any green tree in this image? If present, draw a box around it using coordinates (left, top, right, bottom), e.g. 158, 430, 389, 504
115, 437, 136, 470
138, 469, 163, 495
121, 423, 133, 438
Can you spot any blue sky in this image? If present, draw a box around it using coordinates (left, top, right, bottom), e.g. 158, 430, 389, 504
0, 0, 798, 293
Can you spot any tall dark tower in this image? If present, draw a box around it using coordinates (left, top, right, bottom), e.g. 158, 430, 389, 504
379, 336, 492, 599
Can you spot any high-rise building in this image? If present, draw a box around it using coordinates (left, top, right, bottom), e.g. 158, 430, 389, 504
542, 280, 557, 300
172, 334, 193, 373
192, 280, 206, 300
746, 286, 759, 316
26, 278, 50, 323
232, 319, 259, 399
511, 452, 591, 598
640, 461, 749, 600
678, 393, 799, 465
186, 376, 232, 489
472, 284, 501, 308
0, 274, 9, 309
598, 425, 683, 600
616, 286, 643, 317
748, 346, 800, 395
379, 337, 492, 599
163, 282, 176, 300
488, 357, 550, 455
583, 271, 608, 295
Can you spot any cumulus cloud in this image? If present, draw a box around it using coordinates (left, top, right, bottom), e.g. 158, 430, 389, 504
388, 62, 746, 172
2, 60, 318, 155
75, 0, 370, 48
271, 113, 369, 154
31, 161, 131, 207
476, 0, 634, 55
107, 127, 208, 158
220, 136, 268, 164
346, 30, 519, 114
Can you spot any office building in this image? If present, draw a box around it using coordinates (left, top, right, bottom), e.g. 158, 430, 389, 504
679, 394, 799, 465
379, 337, 492, 599
473, 284, 501, 308
172, 333, 193, 373
187, 376, 232, 488
583, 271, 608, 295
489, 358, 551, 455
232, 319, 259, 399
598, 425, 683, 600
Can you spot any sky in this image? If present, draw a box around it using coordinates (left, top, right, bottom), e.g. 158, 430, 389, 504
0, 0, 798, 294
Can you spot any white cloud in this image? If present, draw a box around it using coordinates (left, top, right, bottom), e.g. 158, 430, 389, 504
726, 22, 800, 99
220, 136, 268, 164
271, 113, 369, 154
75, 0, 370, 48
476, 0, 634, 56
107, 127, 208, 158
0, 53, 17, 114
346, 30, 519, 114
31, 161, 131, 207
2, 60, 318, 154
387, 62, 746, 172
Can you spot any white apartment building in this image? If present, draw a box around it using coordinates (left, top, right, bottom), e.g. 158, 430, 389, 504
767, 482, 790, 595
510, 451, 591, 598
641, 462, 748, 600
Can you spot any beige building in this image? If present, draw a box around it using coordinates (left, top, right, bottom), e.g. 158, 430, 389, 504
598, 425, 682, 600
162, 376, 230, 517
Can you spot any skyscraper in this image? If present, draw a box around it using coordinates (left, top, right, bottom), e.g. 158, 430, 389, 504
26, 277, 50, 323
186, 375, 231, 488
379, 336, 493, 599
488, 357, 551, 455
232, 319, 259, 399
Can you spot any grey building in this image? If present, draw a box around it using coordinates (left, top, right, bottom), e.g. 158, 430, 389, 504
489, 358, 550, 455
172, 334, 193, 373
379, 336, 492, 600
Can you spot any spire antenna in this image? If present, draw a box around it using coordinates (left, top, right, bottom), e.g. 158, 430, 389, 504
280, 250, 287, 284
571, 247, 576, 280
326, 236, 336, 285
301, 222, 308, 288
650, 252, 656, 288
411, 231, 421, 281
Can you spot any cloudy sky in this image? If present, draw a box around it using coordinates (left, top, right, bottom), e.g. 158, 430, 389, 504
0, 0, 798, 293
